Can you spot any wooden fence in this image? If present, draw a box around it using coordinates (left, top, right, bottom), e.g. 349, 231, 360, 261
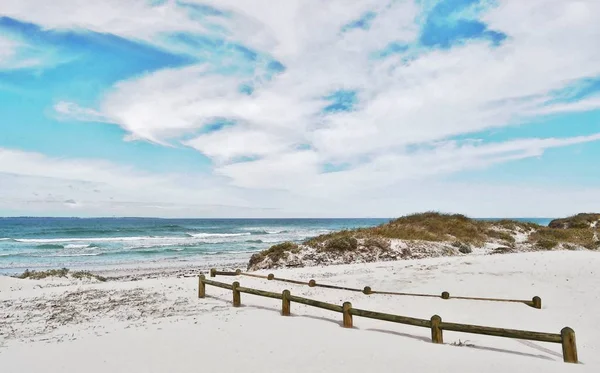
198, 275, 578, 364
209, 269, 543, 309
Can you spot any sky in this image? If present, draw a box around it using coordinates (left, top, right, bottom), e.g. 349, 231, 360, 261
0, 0, 599, 218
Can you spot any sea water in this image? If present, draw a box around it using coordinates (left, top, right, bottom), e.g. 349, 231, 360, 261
0, 218, 389, 274
0, 217, 553, 274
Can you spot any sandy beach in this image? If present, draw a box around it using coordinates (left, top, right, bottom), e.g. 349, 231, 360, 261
1, 250, 598, 372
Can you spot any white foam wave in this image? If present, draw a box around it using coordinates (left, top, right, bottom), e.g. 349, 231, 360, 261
64, 244, 95, 249
50, 253, 102, 257
204, 249, 259, 255
15, 236, 187, 243
188, 233, 251, 238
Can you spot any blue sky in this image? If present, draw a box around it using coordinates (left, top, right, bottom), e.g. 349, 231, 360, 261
1, 0, 599, 217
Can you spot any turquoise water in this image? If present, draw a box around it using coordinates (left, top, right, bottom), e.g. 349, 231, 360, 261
0, 217, 553, 274
0, 218, 389, 274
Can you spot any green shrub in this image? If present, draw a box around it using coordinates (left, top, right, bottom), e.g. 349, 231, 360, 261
529, 228, 595, 249
452, 241, 472, 254
321, 236, 358, 252
363, 237, 391, 250
536, 239, 558, 250
16, 268, 70, 279
548, 213, 600, 229
71, 271, 107, 282
583, 241, 600, 250
247, 241, 300, 269
492, 246, 513, 254
486, 230, 516, 243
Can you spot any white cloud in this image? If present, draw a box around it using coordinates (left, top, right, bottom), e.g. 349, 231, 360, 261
214, 134, 600, 197
78, 1, 600, 164
2, 146, 599, 217
0, 35, 17, 62
0, 35, 44, 70
4, 0, 600, 216
0, 147, 265, 217
54, 101, 110, 123
0, 0, 210, 44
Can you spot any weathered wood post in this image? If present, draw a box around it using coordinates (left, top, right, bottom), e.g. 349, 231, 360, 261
532, 296, 542, 309
561, 327, 578, 363
232, 281, 241, 307
363, 286, 372, 295
282, 290, 291, 316
441, 291, 450, 300
342, 302, 353, 328
198, 275, 206, 298
268, 273, 275, 280
308, 279, 316, 287
236, 269, 242, 275
431, 315, 443, 343
210, 268, 216, 278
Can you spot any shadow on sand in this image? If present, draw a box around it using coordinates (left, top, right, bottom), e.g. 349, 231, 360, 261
202, 296, 568, 362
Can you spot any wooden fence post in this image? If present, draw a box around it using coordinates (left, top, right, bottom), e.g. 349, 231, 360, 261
343, 302, 353, 328
198, 275, 206, 298
431, 315, 443, 343
210, 268, 216, 278
441, 291, 450, 300
363, 286, 372, 295
561, 327, 578, 363
232, 281, 241, 307
309, 279, 316, 287
282, 290, 291, 316
532, 296, 542, 309
268, 273, 275, 280
236, 269, 242, 275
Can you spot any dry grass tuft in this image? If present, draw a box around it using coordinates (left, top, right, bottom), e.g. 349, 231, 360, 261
16, 268, 107, 282
321, 236, 359, 252
548, 213, 600, 229
305, 212, 537, 248
528, 227, 599, 250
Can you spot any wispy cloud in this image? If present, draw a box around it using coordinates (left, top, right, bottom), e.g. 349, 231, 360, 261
2, 146, 600, 217
54, 101, 110, 123
2, 0, 600, 216
0, 34, 49, 70
0, 35, 17, 61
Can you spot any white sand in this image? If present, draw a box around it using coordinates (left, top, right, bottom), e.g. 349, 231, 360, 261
1, 251, 598, 372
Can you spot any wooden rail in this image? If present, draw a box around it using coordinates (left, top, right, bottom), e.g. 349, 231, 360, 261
210, 269, 542, 309
198, 275, 578, 363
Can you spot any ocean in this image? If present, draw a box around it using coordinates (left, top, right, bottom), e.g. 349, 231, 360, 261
0, 217, 553, 274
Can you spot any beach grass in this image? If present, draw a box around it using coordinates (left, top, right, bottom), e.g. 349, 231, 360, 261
306, 212, 532, 248
248, 241, 300, 269
16, 268, 107, 282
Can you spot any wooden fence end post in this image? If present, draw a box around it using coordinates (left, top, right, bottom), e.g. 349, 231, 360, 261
532, 296, 542, 309
236, 269, 242, 275
282, 290, 291, 316
198, 275, 206, 298
431, 315, 443, 344
342, 302, 353, 328
308, 279, 316, 287
561, 327, 578, 363
363, 286, 372, 295
441, 291, 450, 300
210, 268, 216, 278
268, 273, 275, 280
232, 281, 241, 307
